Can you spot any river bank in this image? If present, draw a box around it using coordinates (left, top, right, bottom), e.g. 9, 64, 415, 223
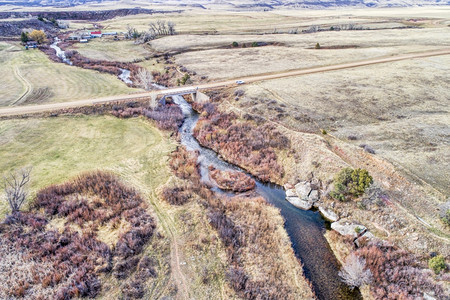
172, 95, 361, 300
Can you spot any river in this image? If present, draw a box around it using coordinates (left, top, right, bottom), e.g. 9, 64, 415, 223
172, 95, 361, 300
50, 39, 72, 65
50, 39, 132, 85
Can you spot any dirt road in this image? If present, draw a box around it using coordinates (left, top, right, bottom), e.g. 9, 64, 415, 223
1, 48, 449, 117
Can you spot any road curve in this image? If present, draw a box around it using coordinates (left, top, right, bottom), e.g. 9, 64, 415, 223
1, 48, 449, 117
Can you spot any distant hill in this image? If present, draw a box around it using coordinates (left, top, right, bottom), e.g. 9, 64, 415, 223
0, 0, 448, 8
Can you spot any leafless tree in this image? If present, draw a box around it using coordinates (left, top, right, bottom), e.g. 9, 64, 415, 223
137, 30, 156, 44
339, 253, 372, 289
149, 20, 176, 36
136, 68, 154, 91
167, 21, 176, 35
3, 167, 32, 212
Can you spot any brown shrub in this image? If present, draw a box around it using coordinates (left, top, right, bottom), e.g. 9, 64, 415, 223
193, 105, 289, 182
169, 146, 201, 181
161, 186, 191, 205
1, 171, 157, 299
355, 240, 445, 299
208, 166, 255, 192
111, 102, 184, 132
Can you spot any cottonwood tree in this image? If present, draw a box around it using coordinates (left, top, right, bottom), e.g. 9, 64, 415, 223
136, 68, 154, 91
339, 253, 372, 289
3, 167, 32, 212
28, 30, 46, 44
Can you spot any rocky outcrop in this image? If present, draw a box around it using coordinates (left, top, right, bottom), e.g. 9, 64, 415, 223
285, 180, 322, 211
331, 221, 366, 237
286, 197, 313, 210
319, 207, 339, 222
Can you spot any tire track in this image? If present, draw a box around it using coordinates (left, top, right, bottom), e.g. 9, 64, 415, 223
11, 66, 33, 106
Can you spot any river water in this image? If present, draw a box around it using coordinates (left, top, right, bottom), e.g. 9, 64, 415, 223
118, 68, 133, 85
50, 40, 72, 65
172, 95, 361, 300
49, 39, 132, 85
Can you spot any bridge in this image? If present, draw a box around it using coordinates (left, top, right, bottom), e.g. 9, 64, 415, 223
158, 88, 208, 104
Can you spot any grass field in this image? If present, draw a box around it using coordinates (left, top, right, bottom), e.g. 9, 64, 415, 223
0, 115, 174, 216
99, 7, 450, 35
167, 27, 449, 80
69, 39, 153, 62
238, 55, 450, 196
0, 115, 236, 298
0, 42, 137, 107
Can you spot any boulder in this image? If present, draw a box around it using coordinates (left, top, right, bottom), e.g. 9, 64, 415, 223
319, 207, 339, 222
361, 231, 375, 239
295, 181, 312, 200
331, 221, 367, 237
286, 189, 297, 198
309, 190, 319, 202
310, 178, 321, 190
286, 196, 313, 210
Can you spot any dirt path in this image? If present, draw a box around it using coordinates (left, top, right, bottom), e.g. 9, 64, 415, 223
1, 48, 449, 117
11, 66, 33, 106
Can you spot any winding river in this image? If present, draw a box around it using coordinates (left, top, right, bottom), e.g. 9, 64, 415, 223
172, 95, 361, 300
50, 40, 72, 65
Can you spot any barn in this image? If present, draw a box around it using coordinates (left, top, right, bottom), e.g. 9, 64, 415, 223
90, 31, 102, 38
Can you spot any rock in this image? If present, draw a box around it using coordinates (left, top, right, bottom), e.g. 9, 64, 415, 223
286, 196, 313, 210
295, 181, 312, 200
310, 178, 320, 190
331, 221, 367, 237
309, 190, 319, 202
423, 293, 437, 300
361, 231, 374, 239
286, 189, 297, 198
284, 183, 294, 190
319, 207, 339, 222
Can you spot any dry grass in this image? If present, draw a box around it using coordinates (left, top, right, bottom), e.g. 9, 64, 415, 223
168, 27, 449, 80
0, 41, 137, 107
69, 39, 152, 62
0, 115, 174, 218
212, 77, 450, 257
241, 55, 450, 196
99, 7, 450, 35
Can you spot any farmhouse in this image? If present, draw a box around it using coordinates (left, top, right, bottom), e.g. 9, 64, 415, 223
26, 41, 37, 48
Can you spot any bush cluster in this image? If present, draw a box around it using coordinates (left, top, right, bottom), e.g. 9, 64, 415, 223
330, 167, 373, 201
168, 146, 201, 181
355, 240, 445, 299
111, 102, 184, 131
1, 171, 157, 299
193, 103, 289, 182
168, 151, 310, 299
428, 255, 446, 275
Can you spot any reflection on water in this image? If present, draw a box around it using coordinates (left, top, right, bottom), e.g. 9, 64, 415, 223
172, 95, 361, 300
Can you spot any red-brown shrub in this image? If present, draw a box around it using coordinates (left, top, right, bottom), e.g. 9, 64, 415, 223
1, 171, 157, 299
111, 103, 184, 132
193, 105, 289, 182
355, 240, 445, 299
